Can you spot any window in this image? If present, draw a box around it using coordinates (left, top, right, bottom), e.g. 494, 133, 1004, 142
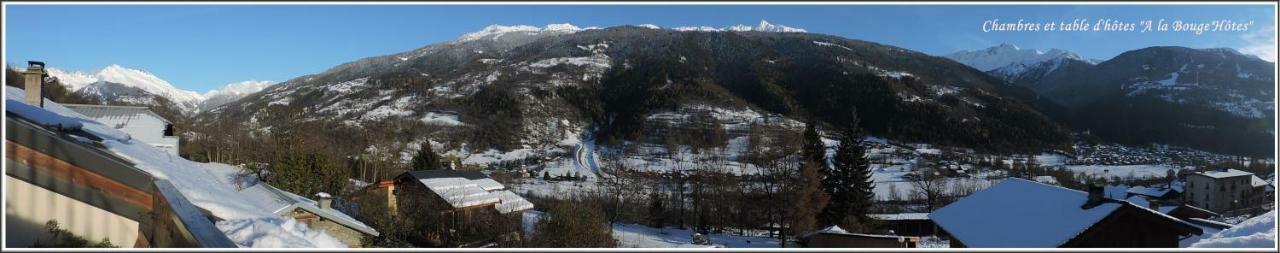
164, 124, 175, 137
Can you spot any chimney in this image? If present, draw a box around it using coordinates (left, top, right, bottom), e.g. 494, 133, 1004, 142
1082, 184, 1104, 209
22, 61, 47, 107
1148, 199, 1160, 210
316, 192, 333, 210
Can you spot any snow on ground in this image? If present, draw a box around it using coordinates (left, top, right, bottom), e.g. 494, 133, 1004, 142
325, 77, 368, 94
869, 161, 997, 201
217, 218, 347, 248
1064, 164, 1177, 180
1179, 220, 1226, 247
6, 87, 346, 248
1035, 153, 1070, 166
1191, 211, 1277, 248
459, 148, 536, 165
813, 41, 852, 51
421, 111, 465, 126
509, 179, 601, 199
520, 209, 778, 248
613, 223, 781, 248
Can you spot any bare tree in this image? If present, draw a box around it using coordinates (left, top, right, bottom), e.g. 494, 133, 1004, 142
910, 167, 947, 212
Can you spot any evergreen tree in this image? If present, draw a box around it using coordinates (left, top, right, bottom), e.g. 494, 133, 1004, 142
800, 120, 826, 170
647, 192, 665, 228
411, 141, 441, 170
1025, 154, 1040, 177
818, 110, 875, 229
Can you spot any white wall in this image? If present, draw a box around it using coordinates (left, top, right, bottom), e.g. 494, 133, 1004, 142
5, 175, 140, 247
96, 112, 179, 156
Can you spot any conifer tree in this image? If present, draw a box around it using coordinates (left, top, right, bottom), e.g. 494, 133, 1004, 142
411, 141, 441, 170
800, 120, 826, 171
818, 110, 876, 229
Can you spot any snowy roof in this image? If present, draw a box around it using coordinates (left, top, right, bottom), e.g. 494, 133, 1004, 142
239, 183, 318, 214
420, 177, 502, 208
1123, 196, 1177, 214
403, 170, 487, 180
63, 103, 172, 125
1103, 184, 1130, 199
6, 99, 85, 130
1033, 176, 1059, 185
800, 225, 849, 238
1190, 210, 1276, 248
1249, 175, 1268, 188
929, 178, 1127, 247
1126, 186, 1173, 198
496, 191, 535, 214
869, 213, 931, 221
1196, 169, 1253, 179
473, 178, 506, 191
402, 171, 533, 213
802, 225, 915, 241
5, 87, 347, 248
281, 201, 379, 236
236, 184, 378, 236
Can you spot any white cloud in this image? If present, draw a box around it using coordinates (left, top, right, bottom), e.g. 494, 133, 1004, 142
1239, 25, 1276, 62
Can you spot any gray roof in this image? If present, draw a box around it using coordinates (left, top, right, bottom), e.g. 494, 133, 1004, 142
63, 104, 172, 127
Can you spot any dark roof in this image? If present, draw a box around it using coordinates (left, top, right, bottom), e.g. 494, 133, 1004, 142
399, 170, 488, 180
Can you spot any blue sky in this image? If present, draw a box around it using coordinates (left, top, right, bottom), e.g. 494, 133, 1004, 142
4, 4, 1275, 93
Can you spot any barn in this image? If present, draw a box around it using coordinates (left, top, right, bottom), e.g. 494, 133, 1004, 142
378, 170, 533, 247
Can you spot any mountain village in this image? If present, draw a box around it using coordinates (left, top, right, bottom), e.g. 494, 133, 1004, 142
4, 19, 1276, 249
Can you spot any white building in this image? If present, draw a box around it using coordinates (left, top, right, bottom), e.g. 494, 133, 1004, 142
62, 104, 180, 156
1184, 168, 1269, 213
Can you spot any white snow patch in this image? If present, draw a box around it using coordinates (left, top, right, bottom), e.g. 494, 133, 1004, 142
1191, 211, 1276, 248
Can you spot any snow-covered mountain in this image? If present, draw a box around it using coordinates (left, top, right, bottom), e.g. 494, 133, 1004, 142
199, 80, 275, 111
984, 46, 1274, 157
943, 44, 1095, 76
199, 22, 1074, 170
47, 65, 272, 114
455, 20, 805, 44
672, 20, 807, 32
48, 65, 204, 112
458, 23, 596, 43
43, 68, 98, 91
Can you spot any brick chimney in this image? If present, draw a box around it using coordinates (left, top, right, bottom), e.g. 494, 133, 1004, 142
22, 61, 47, 107
1082, 184, 1104, 209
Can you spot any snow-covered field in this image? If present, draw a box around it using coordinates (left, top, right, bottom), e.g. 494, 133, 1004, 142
1037, 153, 1182, 180
613, 223, 782, 248
523, 210, 783, 248
1062, 165, 1178, 180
